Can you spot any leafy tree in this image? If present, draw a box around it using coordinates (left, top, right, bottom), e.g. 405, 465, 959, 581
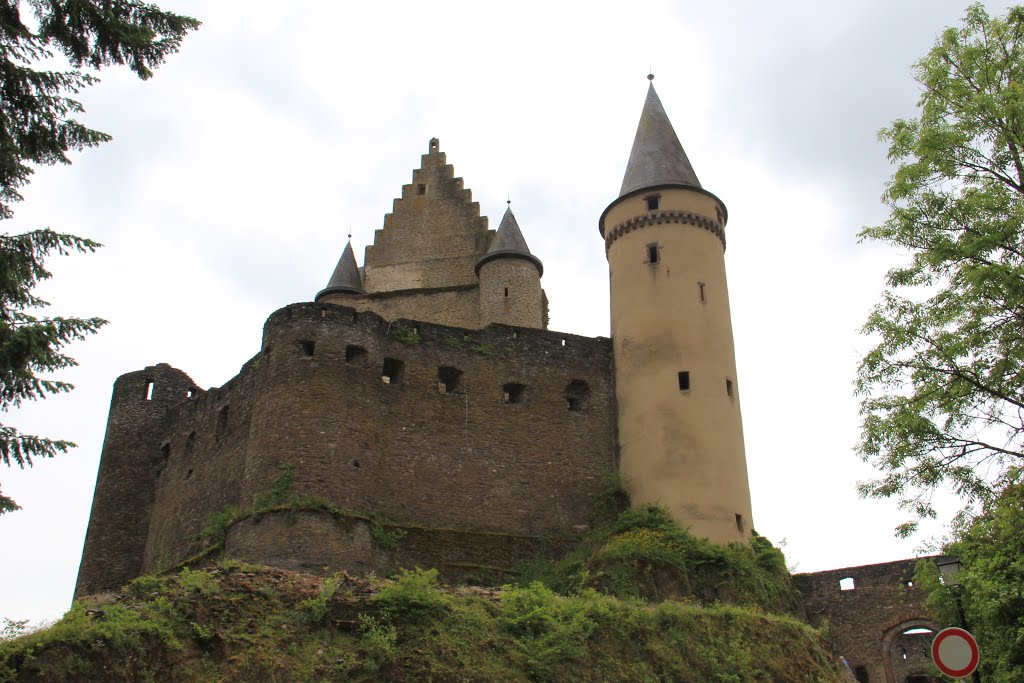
915, 474, 1024, 682
0, 1, 200, 513
857, 3, 1024, 535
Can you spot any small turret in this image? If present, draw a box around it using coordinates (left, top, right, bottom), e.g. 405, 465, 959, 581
315, 240, 364, 303
476, 204, 545, 328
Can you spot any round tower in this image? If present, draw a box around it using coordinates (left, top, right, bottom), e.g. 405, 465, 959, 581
76, 363, 197, 597
601, 77, 753, 544
476, 204, 544, 328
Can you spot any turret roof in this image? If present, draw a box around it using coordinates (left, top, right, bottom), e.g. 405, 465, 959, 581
619, 80, 701, 196
475, 205, 543, 277
315, 240, 364, 300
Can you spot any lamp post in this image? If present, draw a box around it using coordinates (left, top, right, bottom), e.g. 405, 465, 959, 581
935, 556, 982, 682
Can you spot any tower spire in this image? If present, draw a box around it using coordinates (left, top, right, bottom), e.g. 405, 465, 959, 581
619, 80, 701, 196
315, 239, 364, 301
475, 205, 543, 276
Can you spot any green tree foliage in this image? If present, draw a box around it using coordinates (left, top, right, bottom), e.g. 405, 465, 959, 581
857, 3, 1024, 535
915, 475, 1024, 682
0, 1, 199, 513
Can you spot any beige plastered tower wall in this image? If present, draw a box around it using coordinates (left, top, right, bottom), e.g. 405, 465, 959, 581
601, 84, 754, 545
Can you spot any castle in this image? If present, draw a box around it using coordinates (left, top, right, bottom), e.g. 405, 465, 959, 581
75, 76, 753, 597
73, 78, 946, 682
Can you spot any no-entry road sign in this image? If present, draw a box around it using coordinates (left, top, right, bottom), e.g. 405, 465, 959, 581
931, 627, 980, 679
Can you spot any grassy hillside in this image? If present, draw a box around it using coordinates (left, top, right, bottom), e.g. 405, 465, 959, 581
2, 503, 844, 681
1, 561, 841, 682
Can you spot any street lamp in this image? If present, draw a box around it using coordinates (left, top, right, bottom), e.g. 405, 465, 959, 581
936, 556, 962, 588
934, 555, 981, 682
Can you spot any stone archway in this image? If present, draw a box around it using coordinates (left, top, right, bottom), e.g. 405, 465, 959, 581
880, 616, 940, 683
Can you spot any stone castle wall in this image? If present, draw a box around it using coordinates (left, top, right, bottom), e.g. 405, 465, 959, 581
77, 302, 616, 596
795, 558, 941, 683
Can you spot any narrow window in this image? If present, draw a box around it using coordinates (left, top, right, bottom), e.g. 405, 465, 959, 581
438, 366, 462, 393
839, 577, 855, 591
186, 468, 193, 480
187, 387, 197, 398
735, 513, 744, 533
503, 383, 526, 404
346, 345, 368, 366
678, 371, 690, 392
565, 380, 590, 412
382, 358, 404, 385
698, 281, 706, 303
417, 183, 426, 195
504, 287, 509, 298
726, 378, 734, 399
647, 243, 659, 264
217, 406, 230, 436
646, 195, 660, 211
144, 380, 154, 401
299, 340, 315, 357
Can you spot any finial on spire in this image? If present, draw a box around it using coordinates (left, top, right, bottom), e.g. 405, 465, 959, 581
347, 230, 352, 241
647, 72, 654, 81
507, 193, 511, 206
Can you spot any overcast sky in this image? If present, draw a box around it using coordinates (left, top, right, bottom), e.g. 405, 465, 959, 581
1, 0, 1014, 625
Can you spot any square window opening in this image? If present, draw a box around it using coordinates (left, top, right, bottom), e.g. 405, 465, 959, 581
678, 371, 690, 392
839, 577, 855, 591
503, 382, 526, 404
299, 340, 315, 357
382, 358, 405, 385
438, 366, 462, 394
565, 379, 590, 412
346, 345, 368, 366
646, 195, 660, 211
417, 183, 426, 195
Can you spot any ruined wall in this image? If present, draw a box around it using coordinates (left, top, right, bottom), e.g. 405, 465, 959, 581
795, 558, 941, 683
75, 365, 199, 597
240, 302, 615, 537
140, 360, 259, 573
78, 302, 616, 595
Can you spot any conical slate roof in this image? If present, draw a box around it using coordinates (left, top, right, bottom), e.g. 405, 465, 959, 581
315, 240, 364, 300
619, 81, 701, 196
475, 205, 544, 276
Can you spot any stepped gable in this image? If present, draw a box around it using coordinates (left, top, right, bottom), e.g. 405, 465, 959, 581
315, 240, 363, 301
362, 138, 493, 293
475, 205, 543, 276
619, 79, 702, 196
